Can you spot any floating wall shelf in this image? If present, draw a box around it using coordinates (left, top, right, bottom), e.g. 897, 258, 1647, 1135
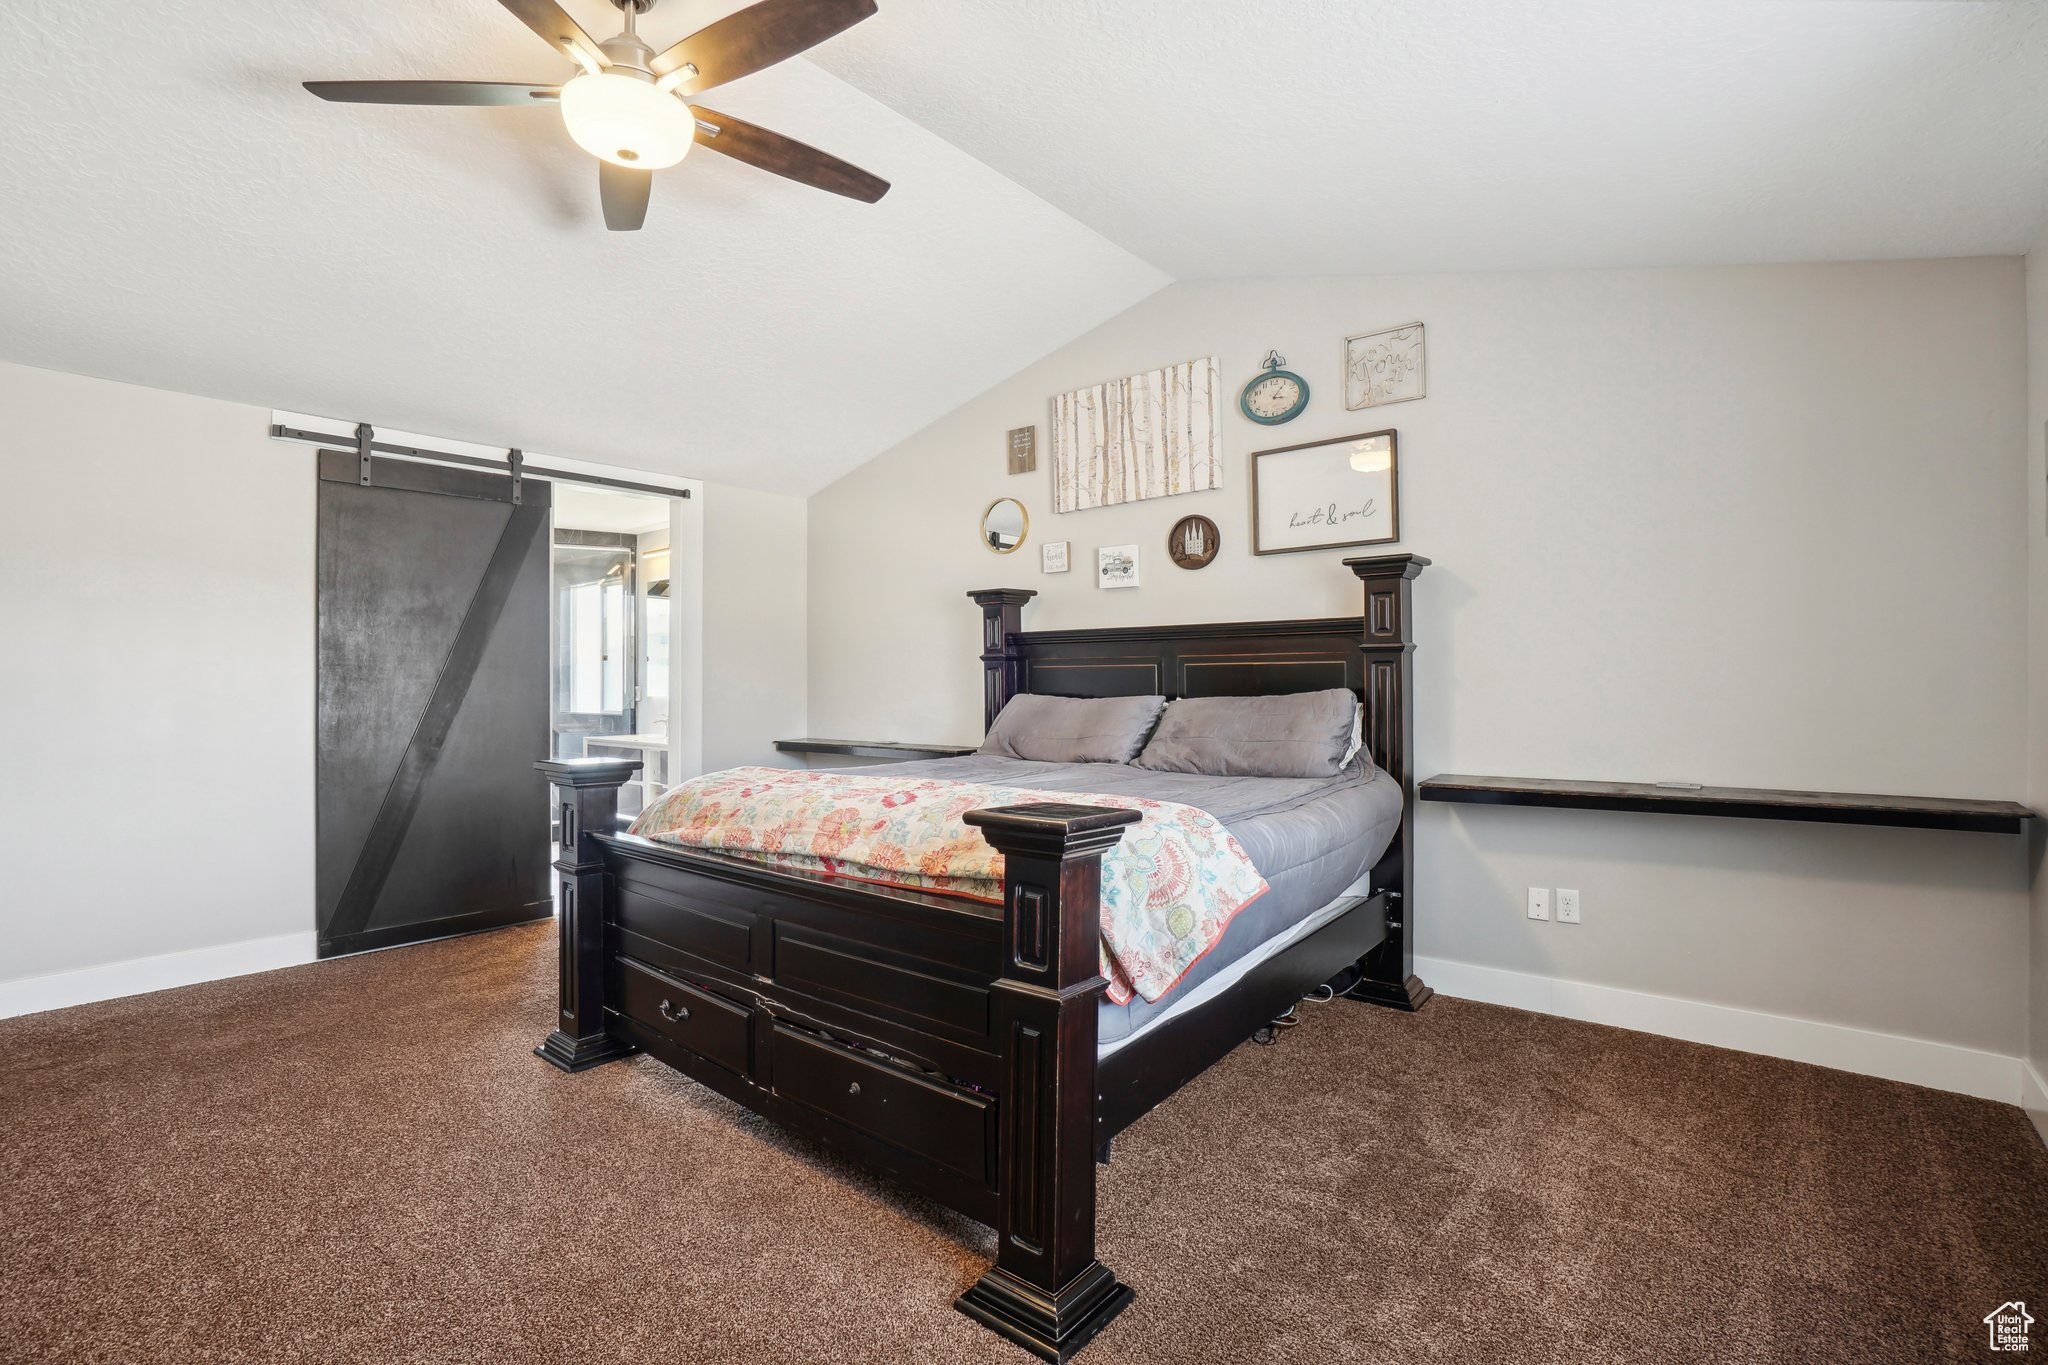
774, 738, 978, 761
1419, 774, 2033, 835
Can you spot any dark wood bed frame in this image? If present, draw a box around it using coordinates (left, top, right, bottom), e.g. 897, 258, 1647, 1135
534, 553, 1430, 1362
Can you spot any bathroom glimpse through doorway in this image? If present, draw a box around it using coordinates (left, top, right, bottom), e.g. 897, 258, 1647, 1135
551, 485, 681, 822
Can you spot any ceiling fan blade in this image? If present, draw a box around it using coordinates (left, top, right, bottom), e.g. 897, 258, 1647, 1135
304, 80, 560, 106
496, 0, 601, 65
652, 0, 877, 90
600, 162, 653, 231
690, 107, 889, 202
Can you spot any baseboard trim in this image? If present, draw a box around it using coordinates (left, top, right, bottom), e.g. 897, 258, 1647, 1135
318, 902, 550, 959
0, 931, 320, 1021
1414, 955, 2023, 1106
2024, 1060, 2048, 1149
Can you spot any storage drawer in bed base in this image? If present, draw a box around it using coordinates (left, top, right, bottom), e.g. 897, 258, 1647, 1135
769, 1022, 996, 1188
608, 920, 1005, 1097
611, 956, 754, 1078
601, 960, 1005, 1226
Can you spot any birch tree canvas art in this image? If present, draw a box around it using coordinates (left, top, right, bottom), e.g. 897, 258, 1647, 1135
1049, 356, 1222, 513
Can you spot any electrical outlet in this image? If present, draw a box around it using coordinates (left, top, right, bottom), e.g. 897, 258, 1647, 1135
1526, 887, 1550, 921
1557, 888, 1581, 924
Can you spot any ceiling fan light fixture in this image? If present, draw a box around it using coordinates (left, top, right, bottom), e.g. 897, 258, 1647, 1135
655, 63, 699, 95
560, 70, 694, 169
561, 38, 605, 76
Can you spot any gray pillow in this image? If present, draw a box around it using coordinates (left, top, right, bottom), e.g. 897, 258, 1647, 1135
1132, 689, 1360, 779
978, 693, 1167, 764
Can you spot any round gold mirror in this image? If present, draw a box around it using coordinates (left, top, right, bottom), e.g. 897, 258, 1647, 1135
980, 497, 1029, 554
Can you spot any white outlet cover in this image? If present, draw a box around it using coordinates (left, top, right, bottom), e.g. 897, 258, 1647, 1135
1526, 887, 1551, 921
1557, 889, 1581, 924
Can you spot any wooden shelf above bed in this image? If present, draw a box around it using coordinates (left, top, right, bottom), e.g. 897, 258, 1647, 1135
1418, 774, 2034, 834
774, 738, 978, 761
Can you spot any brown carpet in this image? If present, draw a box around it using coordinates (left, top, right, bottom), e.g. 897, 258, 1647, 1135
2, 923, 2041, 1364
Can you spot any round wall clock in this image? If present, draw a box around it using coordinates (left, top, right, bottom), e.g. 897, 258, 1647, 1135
1239, 350, 1310, 425
1168, 514, 1220, 569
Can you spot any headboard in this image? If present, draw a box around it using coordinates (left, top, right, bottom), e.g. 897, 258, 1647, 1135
968, 553, 1428, 791
968, 552, 1431, 1010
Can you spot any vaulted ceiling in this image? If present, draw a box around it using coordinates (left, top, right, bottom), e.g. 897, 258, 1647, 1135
0, 0, 1167, 494
1, 1, 2043, 494
815, 0, 2048, 278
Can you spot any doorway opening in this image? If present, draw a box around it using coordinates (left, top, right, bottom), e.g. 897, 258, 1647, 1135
551, 484, 679, 821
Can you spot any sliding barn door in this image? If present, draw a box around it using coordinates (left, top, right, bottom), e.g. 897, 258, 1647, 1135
316, 451, 552, 958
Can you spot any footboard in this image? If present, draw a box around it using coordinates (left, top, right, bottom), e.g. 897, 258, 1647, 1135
534, 759, 1139, 1361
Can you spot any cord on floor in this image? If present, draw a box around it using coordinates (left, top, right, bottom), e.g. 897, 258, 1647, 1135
1252, 984, 1340, 1046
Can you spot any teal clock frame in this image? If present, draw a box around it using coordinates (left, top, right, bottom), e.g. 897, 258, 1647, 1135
1239, 353, 1310, 426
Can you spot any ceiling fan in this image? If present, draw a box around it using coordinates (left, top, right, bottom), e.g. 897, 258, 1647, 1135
306, 0, 888, 231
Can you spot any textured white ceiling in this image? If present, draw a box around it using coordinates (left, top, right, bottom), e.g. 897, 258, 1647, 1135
2, 2, 2044, 497
814, 0, 2048, 278
0, 0, 1167, 494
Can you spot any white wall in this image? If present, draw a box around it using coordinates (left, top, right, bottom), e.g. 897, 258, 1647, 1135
2025, 228, 2048, 1143
701, 482, 808, 773
0, 360, 808, 1014
656, 480, 807, 802
808, 259, 2033, 1079
0, 360, 318, 985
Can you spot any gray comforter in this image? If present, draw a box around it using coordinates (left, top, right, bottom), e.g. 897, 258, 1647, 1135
860, 753, 1404, 1041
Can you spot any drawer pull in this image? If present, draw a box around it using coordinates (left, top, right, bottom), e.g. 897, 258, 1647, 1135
848, 1082, 861, 1097
659, 999, 691, 1024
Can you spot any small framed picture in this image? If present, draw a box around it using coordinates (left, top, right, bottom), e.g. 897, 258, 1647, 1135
1344, 323, 1425, 410
1167, 514, 1220, 569
1250, 430, 1400, 556
1007, 425, 1038, 475
1042, 540, 1070, 574
1097, 544, 1140, 589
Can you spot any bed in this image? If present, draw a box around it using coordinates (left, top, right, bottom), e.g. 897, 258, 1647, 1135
838, 750, 1405, 1048
533, 553, 1430, 1362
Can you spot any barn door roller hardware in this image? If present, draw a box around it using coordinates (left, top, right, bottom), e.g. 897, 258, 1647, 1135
270, 421, 690, 500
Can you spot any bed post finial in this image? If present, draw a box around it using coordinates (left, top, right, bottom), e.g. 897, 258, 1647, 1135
1343, 553, 1432, 1013
968, 588, 1037, 732
533, 757, 643, 1072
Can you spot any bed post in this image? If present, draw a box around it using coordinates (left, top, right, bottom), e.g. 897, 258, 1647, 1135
968, 588, 1037, 731
957, 801, 1141, 1363
533, 757, 642, 1072
1343, 553, 1434, 1012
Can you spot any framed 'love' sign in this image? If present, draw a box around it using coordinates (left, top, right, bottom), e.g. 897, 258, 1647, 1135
1249, 429, 1400, 556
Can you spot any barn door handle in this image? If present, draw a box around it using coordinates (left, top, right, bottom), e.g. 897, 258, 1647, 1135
659, 999, 690, 1024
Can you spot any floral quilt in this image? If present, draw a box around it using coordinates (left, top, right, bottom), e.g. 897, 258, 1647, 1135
628, 766, 1269, 1005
